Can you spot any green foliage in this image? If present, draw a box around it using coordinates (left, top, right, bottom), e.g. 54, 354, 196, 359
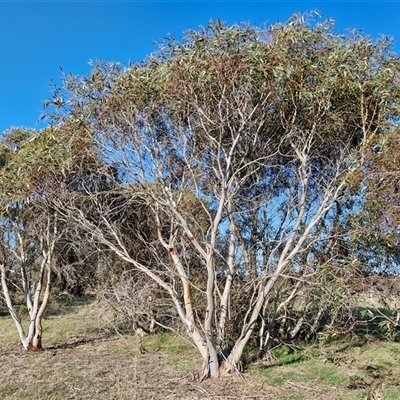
0, 122, 94, 208
349, 124, 400, 273
52, 15, 400, 163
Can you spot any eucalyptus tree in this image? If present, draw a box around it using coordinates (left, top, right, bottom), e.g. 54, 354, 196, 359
348, 124, 400, 274
0, 124, 93, 350
49, 14, 400, 377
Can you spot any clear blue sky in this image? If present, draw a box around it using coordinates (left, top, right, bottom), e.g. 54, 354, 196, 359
1, 1, 399, 134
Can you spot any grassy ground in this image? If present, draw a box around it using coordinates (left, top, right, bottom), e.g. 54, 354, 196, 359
1, 296, 400, 399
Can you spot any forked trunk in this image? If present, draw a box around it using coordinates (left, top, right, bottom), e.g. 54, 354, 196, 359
188, 327, 220, 379
27, 337, 43, 352
28, 311, 46, 351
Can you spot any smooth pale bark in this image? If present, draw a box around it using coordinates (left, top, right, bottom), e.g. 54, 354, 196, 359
28, 253, 53, 351
218, 208, 236, 346
1, 262, 30, 349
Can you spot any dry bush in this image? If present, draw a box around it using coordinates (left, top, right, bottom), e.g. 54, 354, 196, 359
97, 269, 180, 336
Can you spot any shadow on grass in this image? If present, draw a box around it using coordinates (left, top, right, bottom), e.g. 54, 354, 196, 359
0, 293, 97, 319
44, 293, 97, 317
45, 332, 115, 351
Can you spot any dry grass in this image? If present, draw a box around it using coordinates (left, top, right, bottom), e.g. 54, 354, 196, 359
1, 296, 400, 399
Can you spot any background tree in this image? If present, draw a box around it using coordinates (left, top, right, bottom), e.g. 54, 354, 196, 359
350, 125, 400, 274
47, 14, 400, 377
0, 124, 94, 350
